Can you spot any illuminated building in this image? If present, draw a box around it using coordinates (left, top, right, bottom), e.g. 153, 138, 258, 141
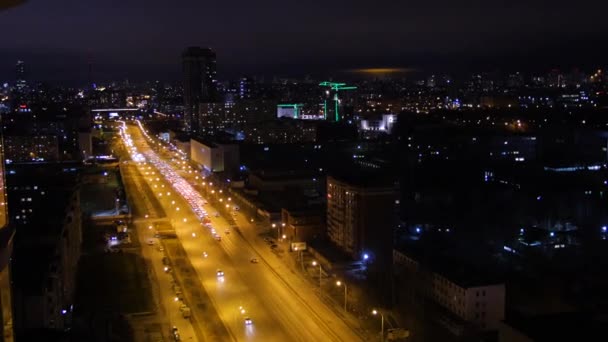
190, 138, 239, 174
7, 164, 82, 337
242, 119, 317, 144
182, 47, 217, 134
15, 61, 25, 92
326, 173, 397, 260
359, 114, 397, 138
3, 135, 60, 163
394, 248, 505, 332
239, 77, 253, 99
277, 104, 304, 119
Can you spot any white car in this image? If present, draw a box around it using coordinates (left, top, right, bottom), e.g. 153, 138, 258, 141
244, 317, 252, 325
216, 269, 224, 277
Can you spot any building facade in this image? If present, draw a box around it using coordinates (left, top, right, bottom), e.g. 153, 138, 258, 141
0, 124, 14, 342
190, 138, 239, 174
393, 249, 506, 332
7, 165, 82, 338
326, 174, 397, 260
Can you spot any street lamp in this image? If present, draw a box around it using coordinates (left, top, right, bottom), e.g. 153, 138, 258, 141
336, 281, 348, 312
311, 261, 322, 287
372, 309, 384, 341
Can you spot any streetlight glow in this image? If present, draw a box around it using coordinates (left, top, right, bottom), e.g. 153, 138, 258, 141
337, 281, 348, 311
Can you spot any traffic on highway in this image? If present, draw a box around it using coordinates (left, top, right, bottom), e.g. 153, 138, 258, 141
118, 120, 365, 341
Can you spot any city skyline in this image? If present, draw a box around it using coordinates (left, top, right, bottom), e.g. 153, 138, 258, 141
3, 1, 608, 341
1, 1, 608, 83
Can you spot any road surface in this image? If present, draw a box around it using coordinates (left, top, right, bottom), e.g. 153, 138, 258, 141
120, 120, 365, 342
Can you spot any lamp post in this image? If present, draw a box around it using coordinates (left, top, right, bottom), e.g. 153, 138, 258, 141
272, 223, 278, 239
372, 309, 384, 341
311, 261, 322, 287
336, 281, 347, 312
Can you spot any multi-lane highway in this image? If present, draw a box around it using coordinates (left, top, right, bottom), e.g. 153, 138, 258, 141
119, 120, 365, 341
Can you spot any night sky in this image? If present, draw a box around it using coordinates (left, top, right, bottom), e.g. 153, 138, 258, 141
2, 0, 608, 84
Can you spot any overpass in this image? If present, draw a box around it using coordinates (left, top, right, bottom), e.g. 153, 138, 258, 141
91, 108, 141, 113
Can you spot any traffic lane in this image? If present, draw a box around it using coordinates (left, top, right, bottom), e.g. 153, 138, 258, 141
142, 158, 291, 342
129, 125, 355, 341
149, 152, 354, 341
145, 235, 197, 342
163, 190, 290, 342
217, 222, 331, 342
231, 210, 365, 341
123, 168, 197, 339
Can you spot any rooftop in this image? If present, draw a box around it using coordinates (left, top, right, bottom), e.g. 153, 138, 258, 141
503, 312, 608, 341
395, 240, 504, 288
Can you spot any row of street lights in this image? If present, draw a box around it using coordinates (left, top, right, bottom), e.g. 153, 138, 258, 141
309, 258, 385, 340
136, 122, 389, 341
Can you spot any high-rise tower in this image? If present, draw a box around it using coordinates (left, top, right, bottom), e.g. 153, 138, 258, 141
182, 47, 217, 134
15, 61, 25, 92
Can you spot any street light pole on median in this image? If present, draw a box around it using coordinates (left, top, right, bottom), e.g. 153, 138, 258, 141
312, 261, 322, 287
336, 281, 347, 312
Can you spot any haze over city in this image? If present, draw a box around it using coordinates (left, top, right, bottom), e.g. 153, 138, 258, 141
2, 0, 608, 82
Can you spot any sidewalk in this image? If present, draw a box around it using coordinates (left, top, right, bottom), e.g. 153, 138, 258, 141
231, 214, 378, 341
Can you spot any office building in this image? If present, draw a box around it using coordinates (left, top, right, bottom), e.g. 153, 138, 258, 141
190, 137, 239, 174
394, 248, 506, 332
326, 172, 397, 261
239, 77, 254, 99
182, 47, 218, 134
7, 164, 82, 338
3, 135, 60, 163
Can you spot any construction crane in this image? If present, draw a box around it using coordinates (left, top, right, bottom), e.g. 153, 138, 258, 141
319, 81, 357, 122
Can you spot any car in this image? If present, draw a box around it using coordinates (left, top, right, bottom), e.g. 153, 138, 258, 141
250, 258, 258, 263
164, 266, 172, 273
224, 229, 230, 234
214, 212, 220, 218
147, 239, 155, 246
202, 252, 208, 258
244, 317, 252, 325
270, 244, 278, 249
263, 237, 271, 242
214, 235, 221, 241
171, 327, 180, 341
216, 269, 224, 277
